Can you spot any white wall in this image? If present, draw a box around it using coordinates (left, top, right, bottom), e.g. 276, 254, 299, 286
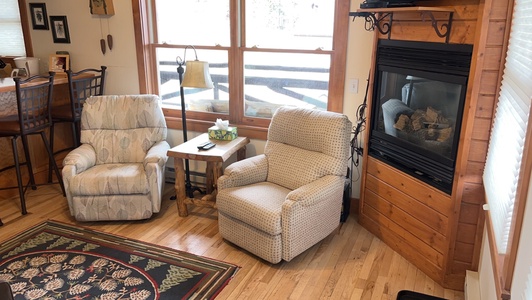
27, 0, 139, 95
26, 0, 373, 197
344, 1, 374, 197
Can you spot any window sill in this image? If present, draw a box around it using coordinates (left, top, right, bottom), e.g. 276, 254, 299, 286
164, 115, 268, 140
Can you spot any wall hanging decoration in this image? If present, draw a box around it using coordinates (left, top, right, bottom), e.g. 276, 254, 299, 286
96, 13, 114, 55
50, 16, 71, 43
90, 0, 115, 15
29, 3, 49, 30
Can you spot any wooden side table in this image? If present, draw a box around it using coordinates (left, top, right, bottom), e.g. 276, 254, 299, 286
167, 133, 250, 217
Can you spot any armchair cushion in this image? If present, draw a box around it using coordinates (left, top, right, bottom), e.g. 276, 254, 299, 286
217, 106, 352, 263
217, 154, 269, 189
63, 144, 96, 173
63, 94, 169, 221
81, 95, 168, 164
217, 182, 290, 235
265, 142, 345, 190
69, 163, 149, 195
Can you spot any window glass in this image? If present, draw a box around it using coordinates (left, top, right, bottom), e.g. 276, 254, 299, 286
245, 0, 335, 50
155, 0, 230, 46
158, 48, 229, 114
147, 0, 346, 127
0, 0, 25, 56
243, 51, 329, 118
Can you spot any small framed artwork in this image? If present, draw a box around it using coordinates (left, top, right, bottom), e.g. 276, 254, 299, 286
89, 0, 115, 15
49, 54, 70, 73
49, 16, 71, 43
29, 3, 49, 30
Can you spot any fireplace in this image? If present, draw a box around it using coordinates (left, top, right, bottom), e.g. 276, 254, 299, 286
368, 40, 473, 194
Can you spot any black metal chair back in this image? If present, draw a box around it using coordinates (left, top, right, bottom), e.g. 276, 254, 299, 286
67, 65, 107, 124
14, 73, 55, 134
0, 72, 65, 215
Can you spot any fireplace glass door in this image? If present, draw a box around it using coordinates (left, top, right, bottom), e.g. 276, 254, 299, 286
368, 40, 472, 194
375, 71, 464, 161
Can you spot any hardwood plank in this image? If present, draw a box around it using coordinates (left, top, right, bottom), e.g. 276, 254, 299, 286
0, 184, 464, 299
366, 158, 452, 214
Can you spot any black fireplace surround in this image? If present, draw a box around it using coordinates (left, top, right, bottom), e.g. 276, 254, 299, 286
368, 40, 473, 194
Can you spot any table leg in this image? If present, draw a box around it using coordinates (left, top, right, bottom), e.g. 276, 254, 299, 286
174, 158, 188, 217
212, 162, 223, 189
237, 145, 247, 161
206, 162, 215, 194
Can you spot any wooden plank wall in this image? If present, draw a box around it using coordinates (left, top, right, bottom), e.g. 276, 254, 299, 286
445, 0, 512, 287
358, 0, 513, 290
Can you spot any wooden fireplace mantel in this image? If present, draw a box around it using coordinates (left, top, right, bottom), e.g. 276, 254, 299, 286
349, 7, 455, 42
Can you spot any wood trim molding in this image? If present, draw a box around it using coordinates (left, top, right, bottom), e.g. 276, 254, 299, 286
18, 0, 33, 57
132, 0, 151, 94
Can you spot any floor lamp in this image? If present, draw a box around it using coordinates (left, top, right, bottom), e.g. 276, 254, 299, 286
176, 46, 214, 198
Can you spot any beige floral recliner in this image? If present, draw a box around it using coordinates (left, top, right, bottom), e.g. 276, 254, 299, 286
62, 95, 170, 221
217, 106, 352, 263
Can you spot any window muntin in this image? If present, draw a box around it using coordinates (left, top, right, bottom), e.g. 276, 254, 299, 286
147, 0, 348, 127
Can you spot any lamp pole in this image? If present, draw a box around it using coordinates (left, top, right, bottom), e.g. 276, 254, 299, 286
175, 46, 214, 199
176, 60, 193, 198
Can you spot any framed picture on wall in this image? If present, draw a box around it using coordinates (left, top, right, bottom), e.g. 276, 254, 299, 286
49, 16, 71, 44
29, 3, 49, 30
49, 54, 70, 73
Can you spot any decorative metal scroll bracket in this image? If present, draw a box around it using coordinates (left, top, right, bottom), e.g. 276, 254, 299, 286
349, 9, 454, 43
350, 12, 392, 37
420, 11, 454, 43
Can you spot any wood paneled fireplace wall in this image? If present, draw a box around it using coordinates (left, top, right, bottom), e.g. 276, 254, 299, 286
357, 0, 513, 291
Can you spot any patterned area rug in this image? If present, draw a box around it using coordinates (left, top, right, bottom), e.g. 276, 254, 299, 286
0, 220, 238, 300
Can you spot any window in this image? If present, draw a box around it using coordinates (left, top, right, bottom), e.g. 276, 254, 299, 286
482, 0, 532, 297
0, 0, 26, 56
133, 0, 348, 138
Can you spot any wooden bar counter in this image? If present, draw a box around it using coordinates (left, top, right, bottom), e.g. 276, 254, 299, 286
0, 75, 73, 198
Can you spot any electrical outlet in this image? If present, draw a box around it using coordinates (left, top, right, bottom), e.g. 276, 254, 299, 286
349, 78, 359, 94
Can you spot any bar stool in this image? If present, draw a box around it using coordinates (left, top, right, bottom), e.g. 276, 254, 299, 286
0, 73, 65, 215
50, 66, 106, 152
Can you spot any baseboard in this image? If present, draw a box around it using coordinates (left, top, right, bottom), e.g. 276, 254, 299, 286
464, 270, 480, 300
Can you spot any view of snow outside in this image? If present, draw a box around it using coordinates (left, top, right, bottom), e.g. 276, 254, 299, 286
155, 0, 335, 117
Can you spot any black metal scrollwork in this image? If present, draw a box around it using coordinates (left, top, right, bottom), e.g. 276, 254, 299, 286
421, 11, 454, 43
351, 12, 392, 36
349, 9, 454, 43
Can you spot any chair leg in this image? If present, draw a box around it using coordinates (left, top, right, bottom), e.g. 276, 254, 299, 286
10, 137, 27, 215
20, 135, 36, 190
72, 121, 80, 148
40, 131, 66, 196
48, 123, 55, 183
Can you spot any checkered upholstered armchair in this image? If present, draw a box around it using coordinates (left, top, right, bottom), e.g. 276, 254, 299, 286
217, 107, 352, 263
62, 95, 170, 221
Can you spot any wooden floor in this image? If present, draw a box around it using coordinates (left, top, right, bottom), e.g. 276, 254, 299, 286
0, 182, 465, 300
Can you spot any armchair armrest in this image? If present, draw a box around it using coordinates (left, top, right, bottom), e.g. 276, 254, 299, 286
62, 144, 96, 173
218, 154, 268, 189
144, 141, 170, 167
285, 175, 345, 207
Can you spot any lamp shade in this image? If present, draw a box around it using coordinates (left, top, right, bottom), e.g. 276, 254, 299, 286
182, 60, 214, 88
